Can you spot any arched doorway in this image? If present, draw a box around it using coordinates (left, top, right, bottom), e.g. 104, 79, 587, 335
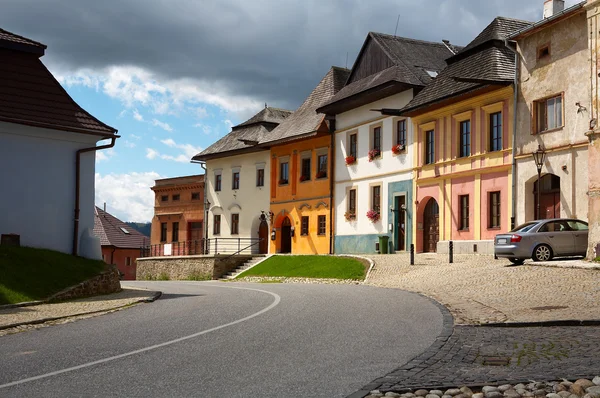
280, 217, 292, 253
423, 199, 439, 253
533, 174, 560, 219
258, 219, 269, 254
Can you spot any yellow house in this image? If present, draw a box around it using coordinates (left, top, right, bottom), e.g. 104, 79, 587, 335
261, 66, 350, 254
399, 17, 532, 254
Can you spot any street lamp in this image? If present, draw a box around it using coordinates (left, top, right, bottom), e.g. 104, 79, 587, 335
532, 145, 546, 220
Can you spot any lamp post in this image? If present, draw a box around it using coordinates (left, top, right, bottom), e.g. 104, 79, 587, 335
532, 145, 546, 220
204, 199, 210, 254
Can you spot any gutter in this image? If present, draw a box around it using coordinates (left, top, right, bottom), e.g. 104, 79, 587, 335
328, 117, 336, 254
507, 1, 585, 40
505, 38, 520, 229
191, 160, 209, 254
73, 135, 119, 256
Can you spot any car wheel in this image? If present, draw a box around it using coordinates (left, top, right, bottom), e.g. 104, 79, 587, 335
532, 244, 553, 262
508, 258, 524, 265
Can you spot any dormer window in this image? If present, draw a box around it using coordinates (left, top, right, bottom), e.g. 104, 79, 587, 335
426, 70, 438, 78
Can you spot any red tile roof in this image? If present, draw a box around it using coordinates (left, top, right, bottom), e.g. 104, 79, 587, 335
94, 207, 149, 249
0, 28, 117, 136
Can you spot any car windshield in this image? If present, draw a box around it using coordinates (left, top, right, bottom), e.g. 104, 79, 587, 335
510, 222, 538, 233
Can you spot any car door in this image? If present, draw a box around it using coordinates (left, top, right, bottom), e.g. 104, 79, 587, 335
567, 220, 589, 255
537, 221, 573, 256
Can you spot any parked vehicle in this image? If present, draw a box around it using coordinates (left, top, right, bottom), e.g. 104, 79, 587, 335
494, 218, 588, 265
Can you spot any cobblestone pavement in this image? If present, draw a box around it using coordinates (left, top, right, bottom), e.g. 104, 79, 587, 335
364, 254, 600, 325
0, 288, 159, 335
357, 324, 600, 395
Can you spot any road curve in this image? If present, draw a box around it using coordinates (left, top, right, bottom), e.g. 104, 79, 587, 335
0, 282, 444, 397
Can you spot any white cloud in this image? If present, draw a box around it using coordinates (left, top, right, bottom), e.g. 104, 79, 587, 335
194, 123, 212, 135
224, 119, 234, 129
133, 109, 144, 121
160, 138, 177, 147
146, 148, 159, 159
95, 172, 162, 222
194, 106, 209, 118
118, 109, 127, 118
124, 140, 136, 148
96, 148, 116, 162
159, 138, 202, 162
131, 134, 142, 140
152, 118, 173, 132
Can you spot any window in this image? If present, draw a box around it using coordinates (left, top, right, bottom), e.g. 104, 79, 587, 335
119, 227, 130, 234
279, 162, 289, 184
301, 216, 309, 236
348, 188, 357, 215
318, 215, 326, 235
256, 168, 265, 187
172, 222, 179, 242
317, 154, 327, 179
192, 192, 200, 200
349, 133, 357, 158
537, 44, 550, 60
215, 174, 222, 192
490, 112, 502, 152
459, 120, 470, 158
489, 191, 501, 229
161, 195, 168, 202
231, 214, 239, 235
172, 194, 180, 201
232, 171, 240, 190
459, 195, 469, 230
301, 158, 311, 181
425, 130, 435, 165
160, 222, 167, 242
126, 257, 131, 266
373, 126, 381, 151
535, 95, 563, 133
371, 185, 381, 213
213, 215, 221, 235
396, 120, 407, 146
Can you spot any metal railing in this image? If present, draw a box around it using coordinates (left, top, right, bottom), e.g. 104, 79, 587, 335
140, 237, 263, 258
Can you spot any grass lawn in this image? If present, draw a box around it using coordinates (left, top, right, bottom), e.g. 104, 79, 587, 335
0, 246, 107, 305
236, 255, 367, 280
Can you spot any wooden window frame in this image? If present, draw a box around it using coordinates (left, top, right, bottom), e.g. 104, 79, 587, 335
279, 161, 289, 185
371, 185, 381, 214
172, 221, 179, 242
533, 93, 564, 134
459, 195, 469, 231
425, 129, 435, 165
213, 214, 221, 235
160, 222, 167, 242
301, 216, 309, 236
459, 120, 471, 158
215, 174, 222, 192
160, 195, 168, 202
232, 171, 240, 190
348, 132, 358, 158
172, 194, 180, 201
191, 192, 200, 200
489, 112, 502, 152
317, 215, 326, 236
231, 214, 239, 235
317, 154, 328, 179
372, 126, 382, 152
301, 157, 311, 181
256, 168, 265, 187
489, 191, 501, 229
396, 119, 407, 146
348, 188, 357, 214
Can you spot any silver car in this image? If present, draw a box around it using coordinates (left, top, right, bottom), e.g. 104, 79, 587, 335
494, 218, 588, 265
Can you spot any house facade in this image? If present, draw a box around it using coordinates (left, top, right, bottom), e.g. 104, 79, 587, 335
149, 174, 205, 256
192, 107, 291, 255
94, 206, 149, 280
0, 28, 118, 259
264, 67, 349, 254
400, 17, 531, 253
510, 2, 589, 225
317, 33, 455, 253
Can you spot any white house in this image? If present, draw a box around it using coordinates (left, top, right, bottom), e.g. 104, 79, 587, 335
192, 107, 291, 254
316, 32, 456, 253
0, 28, 118, 259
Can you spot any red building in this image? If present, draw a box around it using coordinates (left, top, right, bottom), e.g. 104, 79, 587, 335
93, 206, 149, 280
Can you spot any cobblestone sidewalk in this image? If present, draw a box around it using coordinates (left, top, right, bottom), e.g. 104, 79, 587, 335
364, 254, 600, 325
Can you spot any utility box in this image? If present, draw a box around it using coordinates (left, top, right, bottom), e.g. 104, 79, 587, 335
378, 236, 389, 254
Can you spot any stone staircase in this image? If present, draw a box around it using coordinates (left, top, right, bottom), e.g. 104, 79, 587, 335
220, 255, 272, 280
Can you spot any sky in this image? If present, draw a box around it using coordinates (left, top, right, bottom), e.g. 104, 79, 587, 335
1, 0, 582, 222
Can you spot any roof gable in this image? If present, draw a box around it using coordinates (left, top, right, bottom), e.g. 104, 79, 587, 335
0, 28, 46, 56
94, 207, 149, 249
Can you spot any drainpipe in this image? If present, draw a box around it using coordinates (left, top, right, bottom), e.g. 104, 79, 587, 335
505, 38, 520, 230
328, 116, 336, 254
192, 160, 208, 253
73, 135, 118, 256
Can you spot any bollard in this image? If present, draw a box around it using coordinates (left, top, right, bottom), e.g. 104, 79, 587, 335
410, 244, 415, 265
449, 240, 453, 264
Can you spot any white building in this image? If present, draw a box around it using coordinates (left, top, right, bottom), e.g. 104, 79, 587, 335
0, 28, 118, 259
317, 33, 456, 253
192, 107, 291, 254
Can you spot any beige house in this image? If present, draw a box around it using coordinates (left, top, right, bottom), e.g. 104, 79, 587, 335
509, 1, 589, 225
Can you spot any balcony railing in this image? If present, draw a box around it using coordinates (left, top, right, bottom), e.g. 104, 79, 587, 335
140, 238, 262, 258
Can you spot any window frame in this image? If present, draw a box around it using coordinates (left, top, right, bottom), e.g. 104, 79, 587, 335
348, 133, 358, 158
160, 195, 168, 202
172, 194, 180, 201
372, 126, 382, 152
232, 171, 240, 190
301, 157, 311, 181
126, 257, 132, 266
348, 188, 357, 215
256, 168, 265, 187
301, 216, 309, 236
489, 112, 503, 152
371, 185, 381, 214
160, 222, 167, 242
191, 192, 200, 200
215, 174, 222, 192
317, 215, 326, 236
459, 195, 469, 231
213, 214, 221, 235
231, 213, 239, 235
279, 161, 289, 185
489, 191, 501, 229
316, 154, 327, 179
425, 129, 435, 165
534, 93, 564, 134
172, 221, 179, 242
459, 120, 471, 158
396, 119, 407, 147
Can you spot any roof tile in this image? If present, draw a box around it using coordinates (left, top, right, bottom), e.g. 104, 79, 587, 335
94, 207, 149, 249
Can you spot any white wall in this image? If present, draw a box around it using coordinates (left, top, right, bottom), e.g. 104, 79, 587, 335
206, 150, 271, 244
0, 121, 101, 258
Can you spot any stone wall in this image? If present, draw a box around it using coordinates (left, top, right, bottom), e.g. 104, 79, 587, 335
50, 265, 121, 302
136, 255, 253, 280
437, 240, 494, 255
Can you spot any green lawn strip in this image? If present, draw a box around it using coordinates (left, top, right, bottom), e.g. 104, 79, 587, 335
236, 255, 366, 280
0, 246, 107, 305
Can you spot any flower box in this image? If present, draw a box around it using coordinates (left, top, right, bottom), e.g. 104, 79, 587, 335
366, 209, 380, 223
368, 149, 381, 162
299, 175, 309, 182
316, 171, 327, 179
392, 144, 405, 154
344, 211, 356, 221
345, 155, 356, 165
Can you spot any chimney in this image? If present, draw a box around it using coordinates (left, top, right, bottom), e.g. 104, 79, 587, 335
543, 0, 565, 18
103, 202, 106, 212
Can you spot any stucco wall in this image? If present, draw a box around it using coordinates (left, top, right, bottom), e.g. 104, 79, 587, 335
0, 121, 101, 258
101, 247, 141, 280
206, 151, 271, 246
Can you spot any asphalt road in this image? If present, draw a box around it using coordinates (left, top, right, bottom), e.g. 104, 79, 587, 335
0, 282, 444, 397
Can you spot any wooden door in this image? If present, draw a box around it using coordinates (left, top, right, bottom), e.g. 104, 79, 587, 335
280, 217, 292, 253
258, 220, 269, 254
189, 222, 203, 254
423, 199, 439, 253
395, 196, 406, 251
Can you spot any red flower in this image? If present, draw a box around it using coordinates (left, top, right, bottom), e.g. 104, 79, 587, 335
345, 155, 356, 165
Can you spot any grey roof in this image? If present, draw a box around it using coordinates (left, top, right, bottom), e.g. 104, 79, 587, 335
93, 207, 149, 249
401, 17, 532, 115
260, 66, 350, 145
507, 1, 586, 40
0, 27, 46, 56
192, 106, 292, 160
317, 33, 457, 113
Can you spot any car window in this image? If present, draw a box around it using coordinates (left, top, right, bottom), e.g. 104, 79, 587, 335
567, 220, 589, 231
511, 222, 538, 233
539, 222, 570, 232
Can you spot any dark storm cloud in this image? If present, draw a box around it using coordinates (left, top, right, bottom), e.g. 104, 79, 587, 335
0, 0, 578, 110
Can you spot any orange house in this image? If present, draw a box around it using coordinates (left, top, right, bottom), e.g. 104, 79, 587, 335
262, 66, 349, 254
